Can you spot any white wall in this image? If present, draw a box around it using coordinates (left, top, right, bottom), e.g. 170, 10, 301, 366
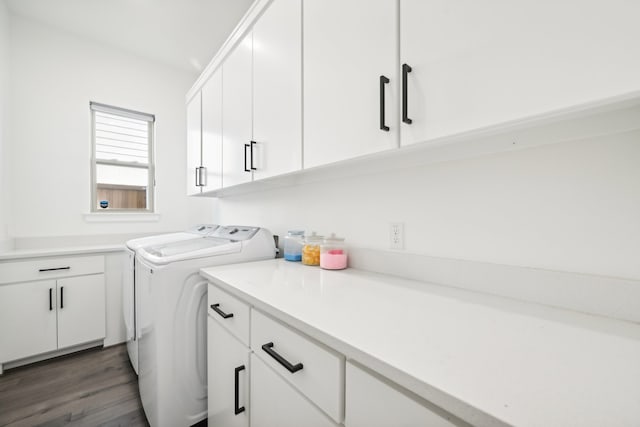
0, 0, 10, 249
8, 15, 214, 241
216, 131, 640, 281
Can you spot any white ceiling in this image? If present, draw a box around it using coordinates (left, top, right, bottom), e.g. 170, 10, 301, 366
5, 0, 254, 75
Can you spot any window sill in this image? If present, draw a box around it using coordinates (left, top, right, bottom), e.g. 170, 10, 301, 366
82, 212, 161, 223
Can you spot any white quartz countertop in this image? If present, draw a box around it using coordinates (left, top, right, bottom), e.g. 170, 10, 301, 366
200, 259, 640, 427
0, 244, 124, 261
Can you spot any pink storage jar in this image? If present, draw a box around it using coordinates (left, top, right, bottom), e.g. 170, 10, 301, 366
320, 234, 348, 270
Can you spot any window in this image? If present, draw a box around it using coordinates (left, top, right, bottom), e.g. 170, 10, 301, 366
90, 102, 155, 212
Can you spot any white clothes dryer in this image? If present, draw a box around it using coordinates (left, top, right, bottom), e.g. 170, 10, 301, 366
136, 226, 276, 427
123, 224, 219, 374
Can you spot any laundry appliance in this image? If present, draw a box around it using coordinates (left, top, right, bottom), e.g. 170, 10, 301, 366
136, 226, 276, 427
123, 224, 219, 374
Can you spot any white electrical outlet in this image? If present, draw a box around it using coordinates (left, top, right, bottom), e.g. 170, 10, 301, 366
390, 222, 404, 249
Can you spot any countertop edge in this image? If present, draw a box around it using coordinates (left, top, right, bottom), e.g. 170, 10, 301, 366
0, 244, 125, 261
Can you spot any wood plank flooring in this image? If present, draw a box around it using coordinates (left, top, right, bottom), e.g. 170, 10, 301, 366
0, 344, 149, 427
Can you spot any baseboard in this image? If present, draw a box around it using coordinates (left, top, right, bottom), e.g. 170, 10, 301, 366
1, 340, 104, 373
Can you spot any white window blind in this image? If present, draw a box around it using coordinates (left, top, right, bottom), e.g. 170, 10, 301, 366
91, 102, 154, 165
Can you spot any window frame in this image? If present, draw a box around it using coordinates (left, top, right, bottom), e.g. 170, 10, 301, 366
90, 102, 156, 213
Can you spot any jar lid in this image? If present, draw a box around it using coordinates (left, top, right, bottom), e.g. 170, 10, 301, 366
287, 230, 305, 236
324, 233, 345, 242
306, 231, 324, 242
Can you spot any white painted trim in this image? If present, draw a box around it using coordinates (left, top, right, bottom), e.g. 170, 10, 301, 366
349, 248, 640, 324
185, 0, 273, 103
83, 212, 161, 223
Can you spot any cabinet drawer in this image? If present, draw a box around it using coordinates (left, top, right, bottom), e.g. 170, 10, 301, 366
345, 362, 462, 427
251, 309, 344, 423
251, 353, 338, 427
0, 255, 105, 285
208, 283, 250, 346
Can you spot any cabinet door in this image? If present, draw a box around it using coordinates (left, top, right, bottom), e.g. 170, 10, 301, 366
57, 274, 106, 349
186, 91, 202, 195
0, 280, 57, 363
222, 32, 253, 187
345, 362, 459, 427
251, 354, 337, 427
208, 316, 249, 427
202, 69, 223, 191
303, 0, 398, 169
252, 0, 302, 180
400, 0, 640, 146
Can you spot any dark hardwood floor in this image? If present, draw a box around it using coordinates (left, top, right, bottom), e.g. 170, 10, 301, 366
0, 344, 149, 427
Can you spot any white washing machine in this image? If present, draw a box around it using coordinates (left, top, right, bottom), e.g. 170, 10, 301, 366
136, 226, 276, 427
123, 224, 219, 374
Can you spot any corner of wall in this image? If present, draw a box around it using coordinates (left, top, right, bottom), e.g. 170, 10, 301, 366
0, 0, 11, 245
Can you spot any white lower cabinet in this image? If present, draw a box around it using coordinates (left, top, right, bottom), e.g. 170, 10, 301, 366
57, 275, 106, 349
207, 316, 249, 427
0, 255, 106, 371
345, 362, 461, 427
207, 282, 460, 427
250, 309, 343, 423
251, 353, 337, 427
0, 279, 58, 363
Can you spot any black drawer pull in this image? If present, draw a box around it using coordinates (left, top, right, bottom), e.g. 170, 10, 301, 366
39, 266, 71, 272
379, 75, 390, 131
261, 342, 303, 373
49, 288, 53, 311
234, 365, 246, 415
210, 303, 234, 319
402, 63, 413, 124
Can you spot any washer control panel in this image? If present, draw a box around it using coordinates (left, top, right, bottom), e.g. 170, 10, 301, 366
212, 226, 260, 241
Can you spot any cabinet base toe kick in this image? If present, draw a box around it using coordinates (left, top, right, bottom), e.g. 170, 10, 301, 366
1, 339, 104, 374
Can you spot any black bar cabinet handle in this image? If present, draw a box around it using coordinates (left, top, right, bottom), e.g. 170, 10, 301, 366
210, 303, 234, 319
234, 365, 246, 415
261, 342, 303, 373
39, 266, 71, 272
49, 288, 53, 311
379, 75, 390, 131
402, 63, 413, 124
60, 287, 64, 309
250, 141, 257, 171
244, 144, 250, 172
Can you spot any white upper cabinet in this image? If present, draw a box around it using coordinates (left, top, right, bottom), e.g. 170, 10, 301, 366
189, 0, 640, 193
303, 0, 398, 169
223, 32, 254, 187
186, 91, 202, 195
201, 69, 223, 192
400, 0, 640, 146
252, 0, 302, 181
